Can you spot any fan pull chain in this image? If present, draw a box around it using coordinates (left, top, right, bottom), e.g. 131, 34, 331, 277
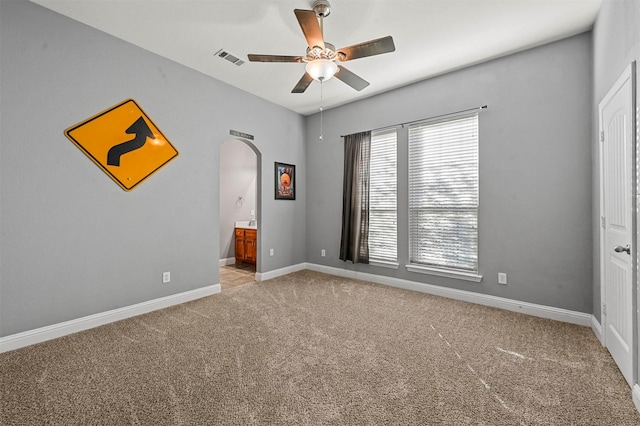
319, 79, 324, 140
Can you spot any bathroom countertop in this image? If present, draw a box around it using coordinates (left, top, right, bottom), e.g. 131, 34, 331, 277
235, 220, 257, 230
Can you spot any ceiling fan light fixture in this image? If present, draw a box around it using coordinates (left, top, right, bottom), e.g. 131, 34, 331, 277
305, 59, 338, 81
248, 1, 395, 94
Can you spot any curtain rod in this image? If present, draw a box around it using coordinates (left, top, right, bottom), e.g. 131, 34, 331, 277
341, 105, 488, 138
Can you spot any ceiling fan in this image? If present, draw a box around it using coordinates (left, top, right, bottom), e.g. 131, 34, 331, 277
247, 0, 395, 93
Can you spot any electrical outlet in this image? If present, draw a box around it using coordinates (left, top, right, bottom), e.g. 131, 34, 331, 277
321, 249, 326, 257
270, 248, 274, 256
498, 272, 507, 285
163, 271, 171, 284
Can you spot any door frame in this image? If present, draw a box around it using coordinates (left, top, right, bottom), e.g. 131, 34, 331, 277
598, 61, 637, 387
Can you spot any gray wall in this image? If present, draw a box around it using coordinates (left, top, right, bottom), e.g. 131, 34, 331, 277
219, 140, 258, 261
306, 33, 593, 313
0, 1, 306, 337
3, 0, 630, 340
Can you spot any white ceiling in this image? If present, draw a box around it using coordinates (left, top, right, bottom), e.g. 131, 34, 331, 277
32, 0, 601, 116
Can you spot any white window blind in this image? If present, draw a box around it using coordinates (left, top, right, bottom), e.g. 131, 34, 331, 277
369, 128, 397, 262
408, 114, 478, 272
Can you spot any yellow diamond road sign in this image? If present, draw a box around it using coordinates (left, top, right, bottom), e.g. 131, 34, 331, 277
65, 99, 179, 191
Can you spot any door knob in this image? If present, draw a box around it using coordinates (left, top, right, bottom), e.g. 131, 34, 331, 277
614, 244, 631, 255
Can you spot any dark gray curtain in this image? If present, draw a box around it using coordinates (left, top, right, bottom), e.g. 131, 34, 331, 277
339, 131, 371, 263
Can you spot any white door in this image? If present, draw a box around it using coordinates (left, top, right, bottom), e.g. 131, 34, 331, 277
600, 63, 635, 387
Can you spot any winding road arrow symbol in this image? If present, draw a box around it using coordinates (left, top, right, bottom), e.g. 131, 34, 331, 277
106, 116, 154, 166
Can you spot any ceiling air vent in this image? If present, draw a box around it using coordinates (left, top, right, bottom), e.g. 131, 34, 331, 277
215, 49, 244, 66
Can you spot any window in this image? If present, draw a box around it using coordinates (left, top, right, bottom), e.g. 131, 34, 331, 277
368, 128, 397, 263
408, 114, 479, 273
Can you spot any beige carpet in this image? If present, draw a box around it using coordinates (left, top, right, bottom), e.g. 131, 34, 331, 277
1, 270, 639, 425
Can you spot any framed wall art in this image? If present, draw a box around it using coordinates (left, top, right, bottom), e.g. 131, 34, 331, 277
275, 162, 295, 200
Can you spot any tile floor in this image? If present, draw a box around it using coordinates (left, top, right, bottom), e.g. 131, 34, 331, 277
220, 263, 256, 290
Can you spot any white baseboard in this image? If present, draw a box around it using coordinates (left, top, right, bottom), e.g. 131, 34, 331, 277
219, 257, 235, 267
306, 263, 592, 327
633, 384, 640, 414
0, 263, 597, 353
591, 315, 604, 345
256, 263, 307, 282
0, 284, 221, 353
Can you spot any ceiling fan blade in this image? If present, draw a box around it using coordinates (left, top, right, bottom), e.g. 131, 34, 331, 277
248, 54, 303, 63
335, 66, 370, 91
337, 36, 395, 61
292, 72, 314, 93
294, 9, 325, 50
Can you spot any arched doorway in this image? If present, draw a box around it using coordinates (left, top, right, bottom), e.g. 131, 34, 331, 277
219, 138, 261, 289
